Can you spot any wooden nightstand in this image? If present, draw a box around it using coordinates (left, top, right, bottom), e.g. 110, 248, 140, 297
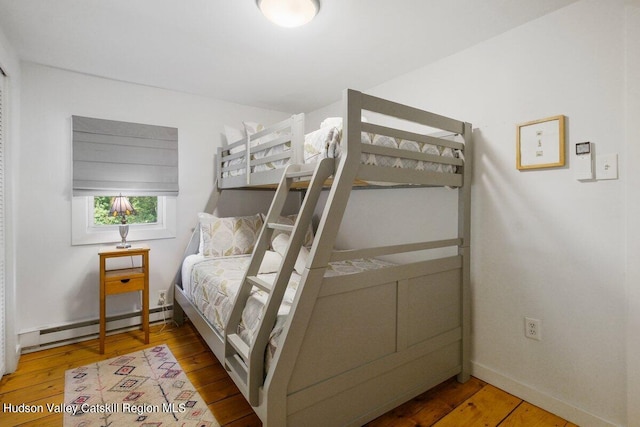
99, 245, 150, 354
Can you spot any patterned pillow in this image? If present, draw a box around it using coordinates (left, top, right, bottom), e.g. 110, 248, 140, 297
198, 213, 264, 257
269, 214, 314, 249
243, 121, 263, 138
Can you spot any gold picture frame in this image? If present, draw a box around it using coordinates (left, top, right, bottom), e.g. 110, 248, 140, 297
516, 115, 566, 170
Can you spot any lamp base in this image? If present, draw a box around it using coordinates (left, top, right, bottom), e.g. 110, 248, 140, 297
117, 224, 131, 249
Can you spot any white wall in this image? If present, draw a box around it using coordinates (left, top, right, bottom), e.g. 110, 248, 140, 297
625, 2, 640, 425
16, 63, 289, 336
309, 0, 628, 425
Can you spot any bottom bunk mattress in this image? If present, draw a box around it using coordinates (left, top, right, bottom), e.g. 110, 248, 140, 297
181, 253, 395, 367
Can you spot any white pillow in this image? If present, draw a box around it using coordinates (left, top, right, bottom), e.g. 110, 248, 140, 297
224, 124, 244, 143
244, 120, 283, 156
320, 117, 342, 129
270, 214, 314, 249
259, 250, 282, 274
272, 234, 309, 275
224, 125, 245, 154
197, 212, 214, 254
294, 246, 309, 275
319, 116, 367, 129
271, 233, 288, 256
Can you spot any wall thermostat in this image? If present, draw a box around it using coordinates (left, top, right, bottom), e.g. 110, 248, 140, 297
575, 142, 593, 181
576, 142, 591, 155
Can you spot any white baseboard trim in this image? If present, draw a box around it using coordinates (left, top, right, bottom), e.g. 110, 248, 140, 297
471, 361, 619, 427
18, 306, 173, 353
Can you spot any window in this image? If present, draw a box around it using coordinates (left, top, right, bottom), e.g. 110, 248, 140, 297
71, 116, 178, 246
72, 195, 176, 246
92, 196, 159, 226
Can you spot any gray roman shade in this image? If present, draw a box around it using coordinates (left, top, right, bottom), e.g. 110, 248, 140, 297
72, 116, 179, 196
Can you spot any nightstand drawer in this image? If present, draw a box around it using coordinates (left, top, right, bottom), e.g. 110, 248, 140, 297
105, 276, 145, 295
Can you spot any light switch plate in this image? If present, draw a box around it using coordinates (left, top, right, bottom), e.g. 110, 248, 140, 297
596, 153, 618, 180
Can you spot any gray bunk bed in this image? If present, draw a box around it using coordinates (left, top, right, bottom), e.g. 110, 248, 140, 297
173, 89, 473, 426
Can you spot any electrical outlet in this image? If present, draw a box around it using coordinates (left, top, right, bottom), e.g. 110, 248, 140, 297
525, 317, 541, 340
158, 291, 166, 306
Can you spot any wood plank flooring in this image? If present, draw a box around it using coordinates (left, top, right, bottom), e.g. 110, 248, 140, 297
0, 321, 576, 426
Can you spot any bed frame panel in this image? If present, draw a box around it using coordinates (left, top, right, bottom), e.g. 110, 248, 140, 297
173, 283, 225, 362
288, 257, 462, 394
287, 343, 460, 427
173, 89, 473, 426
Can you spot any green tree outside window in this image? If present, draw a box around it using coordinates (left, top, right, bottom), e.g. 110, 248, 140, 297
93, 196, 158, 225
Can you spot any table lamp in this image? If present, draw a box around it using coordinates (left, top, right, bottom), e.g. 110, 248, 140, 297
109, 194, 136, 248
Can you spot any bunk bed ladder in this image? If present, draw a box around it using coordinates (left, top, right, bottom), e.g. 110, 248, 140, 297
224, 158, 335, 406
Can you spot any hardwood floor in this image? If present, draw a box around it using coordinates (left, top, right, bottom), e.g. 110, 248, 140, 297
0, 321, 576, 426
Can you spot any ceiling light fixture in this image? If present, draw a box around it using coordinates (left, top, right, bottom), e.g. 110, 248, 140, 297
256, 0, 319, 28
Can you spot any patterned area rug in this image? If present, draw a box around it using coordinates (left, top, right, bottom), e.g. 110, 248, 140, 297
64, 344, 219, 426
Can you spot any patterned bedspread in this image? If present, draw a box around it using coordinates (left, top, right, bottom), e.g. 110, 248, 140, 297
184, 254, 395, 368
304, 124, 459, 174
222, 119, 460, 177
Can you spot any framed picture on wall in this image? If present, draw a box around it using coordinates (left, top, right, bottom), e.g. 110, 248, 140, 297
516, 115, 566, 170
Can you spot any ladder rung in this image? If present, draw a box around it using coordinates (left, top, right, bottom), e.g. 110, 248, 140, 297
233, 354, 247, 370
225, 355, 248, 385
227, 333, 250, 361
268, 223, 294, 232
248, 275, 272, 293
285, 164, 317, 179
286, 169, 315, 179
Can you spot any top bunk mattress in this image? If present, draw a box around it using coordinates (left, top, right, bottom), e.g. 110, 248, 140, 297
221, 118, 462, 180
302, 121, 460, 174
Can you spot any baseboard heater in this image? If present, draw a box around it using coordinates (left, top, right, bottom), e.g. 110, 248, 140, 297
19, 306, 173, 353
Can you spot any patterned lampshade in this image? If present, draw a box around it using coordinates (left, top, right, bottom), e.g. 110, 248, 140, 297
109, 194, 136, 224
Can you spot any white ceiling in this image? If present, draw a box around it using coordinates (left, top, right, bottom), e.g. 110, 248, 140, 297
0, 0, 578, 112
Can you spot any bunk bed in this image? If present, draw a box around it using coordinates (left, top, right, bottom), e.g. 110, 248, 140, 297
173, 89, 473, 426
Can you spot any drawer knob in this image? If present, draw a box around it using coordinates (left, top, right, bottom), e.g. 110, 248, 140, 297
120, 278, 130, 283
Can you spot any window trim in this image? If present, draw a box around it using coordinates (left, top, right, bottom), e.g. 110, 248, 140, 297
71, 196, 176, 246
